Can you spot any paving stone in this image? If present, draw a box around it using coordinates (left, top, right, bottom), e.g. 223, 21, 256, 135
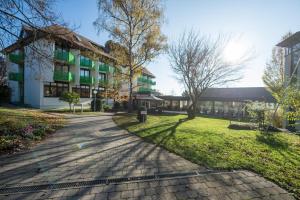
0, 114, 295, 200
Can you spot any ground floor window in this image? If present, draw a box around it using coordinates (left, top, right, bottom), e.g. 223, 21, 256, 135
72, 85, 90, 98
44, 82, 69, 97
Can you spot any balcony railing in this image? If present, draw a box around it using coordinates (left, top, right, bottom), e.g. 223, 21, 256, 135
80, 76, 94, 85
8, 72, 23, 82
80, 57, 95, 69
99, 64, 114, 73
54, 50, 75, 65
53, 71, 74, 82
138, 87, 155, 93
9, 52, 24, 64
137, 76, 156, 85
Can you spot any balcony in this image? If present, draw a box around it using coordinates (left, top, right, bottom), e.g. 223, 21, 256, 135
54, 50, 75, 65
8, 72, 23, 82
53, 71, 74, 82
138, 87, 154, 93
98, 79, 108, 87
99, 64, 114, 73
80, 57, 95, 69
9, 52, 24, 64
80, 76, 94, 85
137, 76, 156, 85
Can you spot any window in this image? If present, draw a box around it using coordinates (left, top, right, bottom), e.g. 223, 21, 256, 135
55, 64, 69, 73
99, 72, 106, 80
44, 82, 69, 97
55, 45, 69, 53
72, 85, 90, 98
80, 68, 90, 77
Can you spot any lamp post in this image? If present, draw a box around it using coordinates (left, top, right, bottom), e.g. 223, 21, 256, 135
93, 89, 97, 112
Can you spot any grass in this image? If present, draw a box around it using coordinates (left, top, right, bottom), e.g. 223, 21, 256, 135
0, 107, 65, 154
113, 113, 300, 197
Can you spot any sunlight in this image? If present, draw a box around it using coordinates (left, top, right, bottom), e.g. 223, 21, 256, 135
223, 36, 252, 63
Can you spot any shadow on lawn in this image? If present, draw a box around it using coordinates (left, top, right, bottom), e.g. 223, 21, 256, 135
256, 133, 289, 150
143, 117, 190, 145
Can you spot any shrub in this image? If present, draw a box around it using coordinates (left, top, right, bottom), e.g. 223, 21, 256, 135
113, 101, 121, 111
103, 104, 112, 112
91, 98, 102, 111
122, 101, 128, 110
228, 123, 256, 130
0, 86, 10, 103
0, 119, 27, 136
59, 92, 80, 112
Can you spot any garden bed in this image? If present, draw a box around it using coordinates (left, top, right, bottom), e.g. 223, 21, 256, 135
0, 107, 65, 154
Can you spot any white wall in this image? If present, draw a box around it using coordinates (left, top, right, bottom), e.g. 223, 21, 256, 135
41, 97, 92, 109
24, 39, 55, 108
7, 57, 21, 103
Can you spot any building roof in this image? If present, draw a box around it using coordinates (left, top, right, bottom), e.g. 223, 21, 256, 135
158, 95, 189, 101
2, 25, 116, 61
277, 31, 300, 47
142, 67, 155, 78
136, 94, 163, 101
199, 87, 276, 102
159, 87, 276, 103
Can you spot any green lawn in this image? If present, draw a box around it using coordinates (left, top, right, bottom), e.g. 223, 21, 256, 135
113, 113, 300, 197
0, 107, 65, 153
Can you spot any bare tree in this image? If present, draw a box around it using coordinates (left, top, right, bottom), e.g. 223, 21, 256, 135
168, 31, 250, 119
94, 0, 167, 112
0, 0, 60, 49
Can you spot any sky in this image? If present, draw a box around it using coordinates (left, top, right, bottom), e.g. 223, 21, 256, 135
55, 0, 300, 95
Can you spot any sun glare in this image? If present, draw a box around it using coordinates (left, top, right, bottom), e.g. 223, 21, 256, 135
223, 37, 252, 63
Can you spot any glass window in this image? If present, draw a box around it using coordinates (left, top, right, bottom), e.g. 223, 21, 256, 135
72, 85, 90, 98
99, 72, 106, 80
44, 82, 69, 97
55, 64, 69, 73
80, 68, 90, 77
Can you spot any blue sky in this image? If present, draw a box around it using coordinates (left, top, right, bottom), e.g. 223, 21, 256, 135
55, 0, 300, 95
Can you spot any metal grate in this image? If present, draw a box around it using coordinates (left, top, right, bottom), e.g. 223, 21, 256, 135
0, 170, 231, 194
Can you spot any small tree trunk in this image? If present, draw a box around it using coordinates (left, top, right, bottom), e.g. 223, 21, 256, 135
128, 69, 133, 113
69, 103, 72, 112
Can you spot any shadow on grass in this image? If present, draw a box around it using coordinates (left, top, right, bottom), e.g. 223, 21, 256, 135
256, 133, 289, 150
143, 117, 190, 145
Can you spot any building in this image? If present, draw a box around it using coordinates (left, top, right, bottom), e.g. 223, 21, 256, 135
3, 25, 156, 109
159, 87, 276, 118
276, 31, 300, 130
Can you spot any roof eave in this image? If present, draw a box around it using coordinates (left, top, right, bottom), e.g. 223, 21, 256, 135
276, 31, 300, 47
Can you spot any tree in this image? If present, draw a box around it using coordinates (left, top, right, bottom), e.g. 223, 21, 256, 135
168, 31, 250, 119
59, 92, 80, 112
283, 85, 300, 130
0, 0, 60, 49
94, 0, 167, 112
262, 32, 293, 101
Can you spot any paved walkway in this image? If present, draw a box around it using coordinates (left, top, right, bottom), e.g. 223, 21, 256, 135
0, 113, 295, 200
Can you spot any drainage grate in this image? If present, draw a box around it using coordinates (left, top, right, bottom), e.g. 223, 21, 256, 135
0, 170, 232, 194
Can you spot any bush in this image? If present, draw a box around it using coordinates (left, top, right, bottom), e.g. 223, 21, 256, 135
265, 108, 284, 128
0, 119, 27, 136
0, 135, 21, 151
122, 101, 128, 110
91, 98, 102, 111
59, 92, 80, 111
113, 101, 121, 111
228, 123, 256, 130
0, 86, 10, 103
103, 104, 112, 112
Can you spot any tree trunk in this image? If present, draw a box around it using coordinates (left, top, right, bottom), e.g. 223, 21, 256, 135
128, 67, 133, 113
69, 103, 72, 112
